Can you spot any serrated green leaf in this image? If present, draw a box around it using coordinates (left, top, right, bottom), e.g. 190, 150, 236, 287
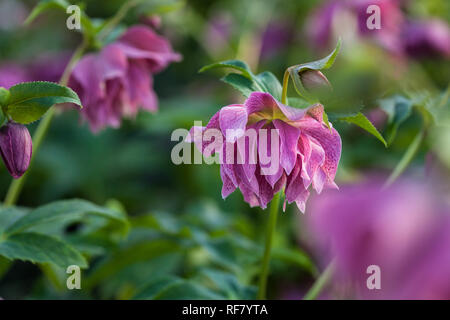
256, 71, 283, 100
338, 112, 387, 147
0, 232, 87, 269
5, 199, 128, 236
221, 73, 259, 97
5, 81, 82, 124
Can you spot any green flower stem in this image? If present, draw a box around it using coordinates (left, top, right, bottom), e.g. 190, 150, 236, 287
383, 129, 425, 188
303, 261, 335, 300
257, 191, 282, 300
281, 69, 290, 105
3, 40, 88, 206
97, 0, 141, 42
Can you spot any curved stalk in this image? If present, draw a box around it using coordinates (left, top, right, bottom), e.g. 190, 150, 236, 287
257, 191, 282, 300
281, 69, 290, 105
383, 129, 425, 188
303, 261, 335, 300
3, 39, 88, 206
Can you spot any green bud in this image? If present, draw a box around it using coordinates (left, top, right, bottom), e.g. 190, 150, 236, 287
299, 70, 331, 92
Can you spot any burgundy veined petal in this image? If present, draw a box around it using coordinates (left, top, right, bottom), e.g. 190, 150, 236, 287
220, 165, 237, 198
255, 169, 276, 209
236, 120, 265, 183
221, 141, 239, 187
219, 104, 248, 142
299, 134, 325, 189
273, 119, 301, 175
235, 164, 259, 195
298, 119, 342, 183
312, 166, 327, 194
238, 180, 260, 207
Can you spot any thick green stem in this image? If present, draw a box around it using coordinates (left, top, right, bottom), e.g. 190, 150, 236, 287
303, 261, 335, 300
384, 129, 425, 188
3, 40, 88, 206
257, 191, 281, 300
281, 69, 290, 105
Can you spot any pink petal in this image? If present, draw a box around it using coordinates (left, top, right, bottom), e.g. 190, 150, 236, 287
117, 25, 181, 73
273, 119, 301, 175
219, 105, 248, 142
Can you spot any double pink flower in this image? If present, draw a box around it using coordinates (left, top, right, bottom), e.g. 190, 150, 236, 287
70, 25, 181, 132
189, 92, 342, 212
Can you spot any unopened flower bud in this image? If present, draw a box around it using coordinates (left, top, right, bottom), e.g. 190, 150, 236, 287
0, 122, 32, 179
299, 69, 331, 92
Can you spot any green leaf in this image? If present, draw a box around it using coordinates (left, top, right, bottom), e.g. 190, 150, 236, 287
0, 207, 28, 235
5, 82, 82, 124
256, 71, 283, 101
337, 112, 387, 147
221, 73, 259, 97
0, 87, 10, 106
0, 232, 87, 269
379, 95, 413, 145
198, 268, 256, 299
133, 275, 184, 299
149, 279, 224, 300
24, 0, 70, 25
289, 39, 341, 100
4, 199, 128, 236
199, 60, 254, 80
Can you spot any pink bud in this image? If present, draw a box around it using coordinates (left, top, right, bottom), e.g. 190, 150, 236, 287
0, 122, 32, 179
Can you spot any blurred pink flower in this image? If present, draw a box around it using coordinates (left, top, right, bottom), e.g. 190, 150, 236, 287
188, 92, 341, 212
402, 19, 450, 59
0, 65, 30, 89
69, 25, 181, 132
307, 0, 404, 53
307, 0, 450, 60
307, 179, 450, 299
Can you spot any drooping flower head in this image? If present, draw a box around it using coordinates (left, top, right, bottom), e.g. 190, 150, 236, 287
307, 179, 450, 299
0, 122, 32, 179
69, 25, 181, 132
188, 92, 341, 212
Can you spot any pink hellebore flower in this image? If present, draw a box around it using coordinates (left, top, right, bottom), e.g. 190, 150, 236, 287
69, 25, 181, 132
188, 92, 342, 212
